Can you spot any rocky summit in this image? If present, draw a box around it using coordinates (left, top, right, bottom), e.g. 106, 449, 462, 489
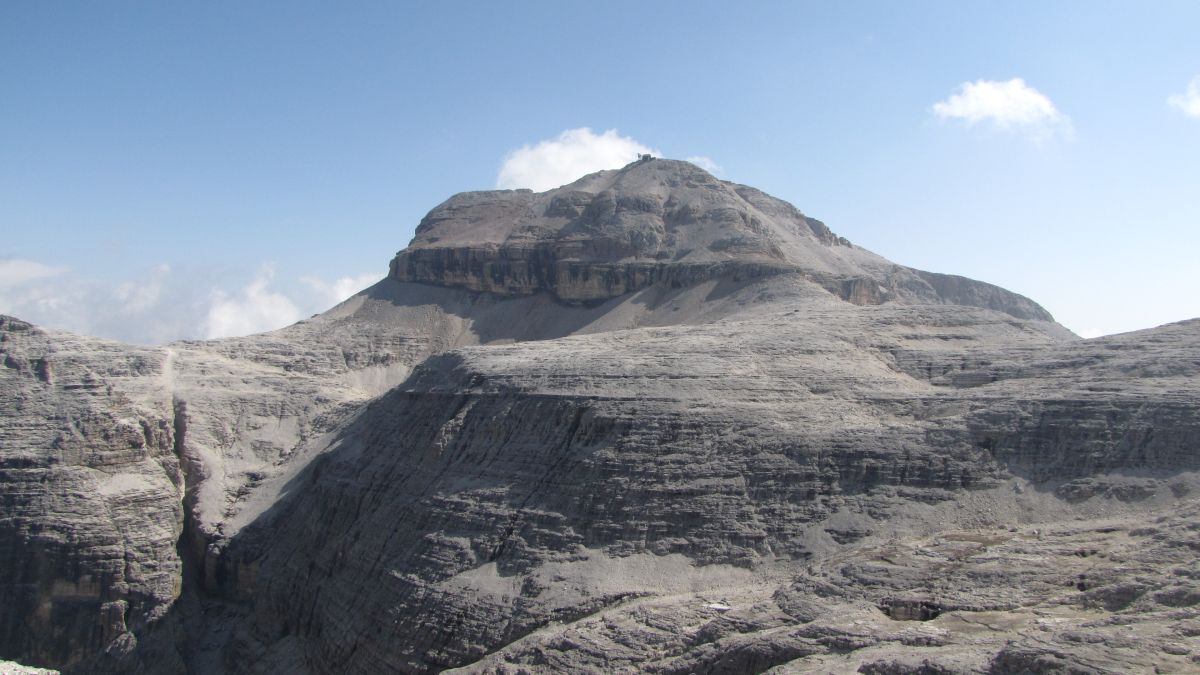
2, 158, 1198, 674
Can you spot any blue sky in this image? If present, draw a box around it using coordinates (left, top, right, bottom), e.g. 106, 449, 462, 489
2, 1, 1198, 342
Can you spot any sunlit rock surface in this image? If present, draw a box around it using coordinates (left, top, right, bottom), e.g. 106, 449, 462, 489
1, 159, 1197, 673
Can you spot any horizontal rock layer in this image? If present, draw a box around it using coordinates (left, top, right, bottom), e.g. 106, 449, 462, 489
389, 159, 1055, 322
219, 311, 1199, 673
0, 317, 183, 669
2, 159, 1196, 674
390, 247, 794, 303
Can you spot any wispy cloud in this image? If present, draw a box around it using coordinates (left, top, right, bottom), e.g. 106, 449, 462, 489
1168, 76, 1200, 118
0, 259, 65, 287
496, 128, 660, 192
203, 264, 302, 339
113, 263, 171, 314
300, 273, 382, 308
197, 267, 379, 340
933, 78, 1071, 138
0, 259, 380, 344
685, 156, 723, 175
0, 261, 202, 344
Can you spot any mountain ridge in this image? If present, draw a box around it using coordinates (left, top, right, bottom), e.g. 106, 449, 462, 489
390, 159, 1059, 323
1, 162, 1197, 674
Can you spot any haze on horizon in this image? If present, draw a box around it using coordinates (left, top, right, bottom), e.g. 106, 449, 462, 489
1, 2, 1197, 343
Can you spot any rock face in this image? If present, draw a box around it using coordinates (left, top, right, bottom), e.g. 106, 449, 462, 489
1, 158, 1197, 674
390, 160, 1054, 322
0, 317, 182, 669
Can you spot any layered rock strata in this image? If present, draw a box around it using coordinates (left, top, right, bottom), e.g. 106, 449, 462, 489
1, 158, 1196, 673
390, 160, 1054, 322
0, 317, 182, 669
221, 310, 1200, 673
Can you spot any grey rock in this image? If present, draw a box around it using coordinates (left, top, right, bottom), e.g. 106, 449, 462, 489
0, 659, 59, 674
0, 317, 182, 670
1, 158, 1197, 674
390, 159, 1056, 323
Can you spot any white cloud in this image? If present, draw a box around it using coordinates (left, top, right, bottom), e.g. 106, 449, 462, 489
203, 264, 303, 339
0, 278, 80, 321
0, 262, 203, 344
1168, 76, 1200, 118
496, 128, 661, 192
113, 264, 170, 314
685, 156, 723, 175
0, 259, 65, 287
933, 78, 1070, 136
0, 260, 384, 344
300, 273, 381, 308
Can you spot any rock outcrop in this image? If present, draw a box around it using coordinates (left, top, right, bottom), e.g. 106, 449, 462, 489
1, 158, 1196, 673
390, 160, 1055, 323
219, 310, 1199, 673
0, 317, 182, 669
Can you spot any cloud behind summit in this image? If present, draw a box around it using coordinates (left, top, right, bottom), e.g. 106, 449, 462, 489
496, 128, 660, 192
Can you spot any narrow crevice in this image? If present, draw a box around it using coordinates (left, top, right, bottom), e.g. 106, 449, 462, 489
172, 396, 204, 594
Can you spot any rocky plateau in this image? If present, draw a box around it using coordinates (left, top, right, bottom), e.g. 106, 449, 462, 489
1, 158, 1197, 674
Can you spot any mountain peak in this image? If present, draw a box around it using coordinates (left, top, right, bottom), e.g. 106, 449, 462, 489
392, 156, 854, 302
406, 156, 832, 252
390, 159, 1055, 322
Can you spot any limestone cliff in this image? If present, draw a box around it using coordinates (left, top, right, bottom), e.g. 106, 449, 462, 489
0, 317, 181, 669
390, 159, 1055, 322
2, 159, 1198, 674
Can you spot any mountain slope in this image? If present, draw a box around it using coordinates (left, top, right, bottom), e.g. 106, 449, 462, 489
1, 159, 1196, 674
392, 158, 1058, 323
221, 311, 1200, 673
